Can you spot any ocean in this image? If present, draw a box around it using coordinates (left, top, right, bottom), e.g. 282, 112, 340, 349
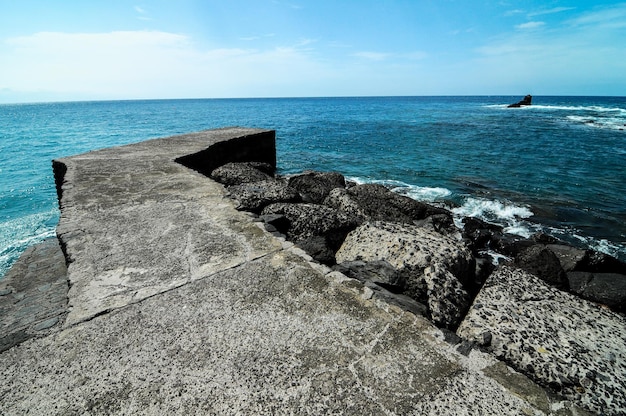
1, 96, 625, 278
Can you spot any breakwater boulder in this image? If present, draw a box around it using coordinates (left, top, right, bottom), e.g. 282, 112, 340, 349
457, 266, 626, 415
336, 221, 474, 328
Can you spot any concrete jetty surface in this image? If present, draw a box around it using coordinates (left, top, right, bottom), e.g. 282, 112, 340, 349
0, 128, 591, 415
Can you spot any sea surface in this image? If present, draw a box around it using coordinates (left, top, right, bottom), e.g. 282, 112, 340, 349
1, 96, 625, 278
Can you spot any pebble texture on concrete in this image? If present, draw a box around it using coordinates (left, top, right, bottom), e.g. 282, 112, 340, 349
0, 128, 593, 415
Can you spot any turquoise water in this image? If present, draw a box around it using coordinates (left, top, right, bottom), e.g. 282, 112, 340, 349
1, 96, 625, 278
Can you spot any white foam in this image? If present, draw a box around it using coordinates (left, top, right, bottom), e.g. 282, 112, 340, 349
452, 197, 533, 222
347, 177, 452, 202
452, 197, 535, 238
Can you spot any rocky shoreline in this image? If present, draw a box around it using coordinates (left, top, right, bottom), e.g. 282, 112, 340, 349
209, 161, 626, 415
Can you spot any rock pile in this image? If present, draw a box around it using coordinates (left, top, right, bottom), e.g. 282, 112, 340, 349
209, 162, 626, 415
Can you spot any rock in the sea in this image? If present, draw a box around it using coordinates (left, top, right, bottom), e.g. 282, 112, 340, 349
327, 183, 451, 225
461, 217, 504, 253
210, 162, 273, 186
336, 221, 475, 324
457, 265, 626, 415
227, 179, 300, 212
515, 244, 568, 289
507, 95, 532, 108
567, 271, 626, 312
287, 171, 346, 204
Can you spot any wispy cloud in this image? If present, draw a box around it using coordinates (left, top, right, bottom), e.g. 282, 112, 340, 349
504, 9, 525, 17
0, 31, 333, 99
239, 33, 275, 42
352, 51, 390, 61
528, 7, 575, 17
134, 5, 151, 21
566, 3, 626, 29
515, 21, 545, 30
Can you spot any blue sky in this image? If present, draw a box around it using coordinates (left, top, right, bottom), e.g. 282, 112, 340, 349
1, 1, 625, 102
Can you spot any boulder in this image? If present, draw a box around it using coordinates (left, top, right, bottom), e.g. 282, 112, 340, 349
507, 95, 532, 108
261, 203, 359, 264
457, 266, 626, 415
287, 171, 346, 204
567, 271, 626, 312
546, 244, 588, 273
334, 260, 406, 292
576, 250, 626, 275
227, 179, 300, 212
461, 217, 504, 253
324, 188, 368, 224
210, 162, 273, 186
424, 263, 471, 329
514, 244, 568, 290
328, 183, 451, 225
336, 221, 475, 322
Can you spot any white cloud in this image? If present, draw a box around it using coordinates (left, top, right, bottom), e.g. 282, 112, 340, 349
515, 21, 545, 30
528, 7, 575, 17
566, 3, 626, 29
0, 31, 332, 99
352, 51, 390, 61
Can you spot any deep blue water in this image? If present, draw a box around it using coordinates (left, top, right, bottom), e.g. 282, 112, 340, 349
1, 96, 625, 278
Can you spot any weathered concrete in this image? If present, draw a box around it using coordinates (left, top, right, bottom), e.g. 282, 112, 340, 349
0, 128, 591, 415
0, 238, 68, 352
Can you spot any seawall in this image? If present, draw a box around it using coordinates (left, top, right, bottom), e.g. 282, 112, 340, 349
0, 128, 593, 415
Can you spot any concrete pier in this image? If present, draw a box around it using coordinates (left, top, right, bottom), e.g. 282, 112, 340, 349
0, 128, 590, 415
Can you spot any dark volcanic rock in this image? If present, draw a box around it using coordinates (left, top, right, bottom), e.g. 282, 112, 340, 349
507, 94, 532, 108
287, 171, 346, 204
261, 202, 359, 264
515, 244, 568, 290
211, 162, 273, 186
227, 179, 300, 212
547, 244, 589, 273
334, 260, 406, 292
461, 217, 504, 252
576, 250, 626, 275
334, 183, 451, 225
567, 271, 626, 312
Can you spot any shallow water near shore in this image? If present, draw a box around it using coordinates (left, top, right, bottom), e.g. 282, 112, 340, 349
1, 96, 625, 278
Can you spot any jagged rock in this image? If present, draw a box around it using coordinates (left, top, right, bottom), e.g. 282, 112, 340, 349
547, 244, 589, 273
261, 203, 359, 264
461, 217, 504, 253
424, 263, 471, 329
211, 162, 273, 186
227, 179, 300, 212
334, 260, 406, 292
327, 183, 451, 225
507, 95, 532, 108
362, 281, 428, 317
336, 221, 475, 310
324, 188, 368, 223
457, 266, 626, 415
515, 244, 568, 290
567, 271, 626, 312
576, 250, 626, 274
287, 171, 346, 204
